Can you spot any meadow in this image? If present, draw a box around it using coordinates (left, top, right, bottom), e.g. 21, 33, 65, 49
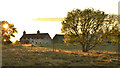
2, 43, 120, 66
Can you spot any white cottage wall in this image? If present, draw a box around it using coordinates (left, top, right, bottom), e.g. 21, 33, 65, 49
26, 36, 51, 44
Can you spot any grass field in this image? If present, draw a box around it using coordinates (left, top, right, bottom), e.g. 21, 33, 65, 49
37, 43, 119, 52
2, 43, 120, 66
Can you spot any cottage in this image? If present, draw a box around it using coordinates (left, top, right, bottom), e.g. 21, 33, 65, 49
20, 30, 52, 44
52, 34, 64, 44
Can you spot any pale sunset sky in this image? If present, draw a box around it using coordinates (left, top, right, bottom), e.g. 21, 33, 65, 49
0, 0, 119, 41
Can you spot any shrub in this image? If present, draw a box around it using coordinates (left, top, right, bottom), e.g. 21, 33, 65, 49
31, 44, 35, 47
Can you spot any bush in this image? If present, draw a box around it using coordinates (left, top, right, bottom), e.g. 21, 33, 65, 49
31, 44, 35, 47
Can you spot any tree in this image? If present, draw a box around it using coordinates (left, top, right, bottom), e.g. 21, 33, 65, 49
61, 8, 116, 52
102, 15, 120, 44
2, 21, 17, 44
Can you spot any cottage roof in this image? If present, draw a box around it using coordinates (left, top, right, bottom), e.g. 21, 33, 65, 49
20, 33, 51, 40
53, 34, 64, 39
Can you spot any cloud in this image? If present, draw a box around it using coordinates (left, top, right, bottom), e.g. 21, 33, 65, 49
33, 18, 64, 22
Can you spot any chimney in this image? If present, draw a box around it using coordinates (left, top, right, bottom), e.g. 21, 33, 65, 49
23, 31, 26, 35
37, 30, 40, 34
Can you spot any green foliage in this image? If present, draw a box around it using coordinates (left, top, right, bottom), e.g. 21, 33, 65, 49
61, 8, 118, 52
31, 44, 35, 47
102, 22, 120, 44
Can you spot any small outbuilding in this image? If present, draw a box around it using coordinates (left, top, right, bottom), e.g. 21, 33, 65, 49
52, 34, 64, 44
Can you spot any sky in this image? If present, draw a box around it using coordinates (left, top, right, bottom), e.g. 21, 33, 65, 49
0, 0, 119, 41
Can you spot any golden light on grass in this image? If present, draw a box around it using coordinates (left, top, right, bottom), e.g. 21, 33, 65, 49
22, 44, 38, 47
3, 23, 9, 29
22, 44, 32, 47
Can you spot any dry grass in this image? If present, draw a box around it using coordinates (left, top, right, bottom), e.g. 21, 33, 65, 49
2, 46, 8, 50
2, 44, 120, 66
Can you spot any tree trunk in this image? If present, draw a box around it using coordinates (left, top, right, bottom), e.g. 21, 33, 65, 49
82, 49, 88, 52
82, 45, 88, 52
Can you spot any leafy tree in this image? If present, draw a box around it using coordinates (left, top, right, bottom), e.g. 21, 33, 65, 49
61, 8, 117, 52
102, 15, 120, 44
2, 21, 17, 44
